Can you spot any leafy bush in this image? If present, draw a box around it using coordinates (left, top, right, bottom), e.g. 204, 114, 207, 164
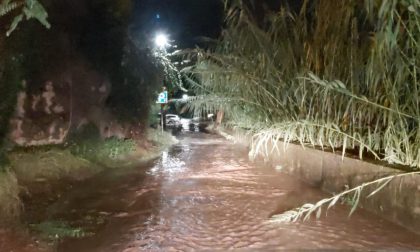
70, 137, 136, 164
98, 137, 137, 159
68, 123, 135, 163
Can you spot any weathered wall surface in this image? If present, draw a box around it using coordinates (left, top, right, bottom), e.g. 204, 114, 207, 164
8, 60, 115, 146
226, 129, 420, 234
1, 0, 163, 148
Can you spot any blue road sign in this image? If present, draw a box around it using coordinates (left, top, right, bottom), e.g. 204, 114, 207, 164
156, 91, 168, 104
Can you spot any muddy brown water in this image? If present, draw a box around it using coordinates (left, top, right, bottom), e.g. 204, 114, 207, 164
5, 132, 420, 251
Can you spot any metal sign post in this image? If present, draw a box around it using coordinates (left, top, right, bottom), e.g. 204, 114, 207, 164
161, 104, 164, 133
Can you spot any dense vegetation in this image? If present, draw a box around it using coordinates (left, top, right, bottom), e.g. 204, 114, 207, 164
0, 0, 164, 160
0, 0, 170, 222
0, 0, 51, 164
188, 0, 420, 170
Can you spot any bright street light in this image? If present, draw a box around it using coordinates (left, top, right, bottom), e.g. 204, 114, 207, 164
182, 94, 189, 100
155, 33, 169, 48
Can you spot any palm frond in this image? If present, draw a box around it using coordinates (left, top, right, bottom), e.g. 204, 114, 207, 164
0, 0, 22, 16
270, 171, 420, 223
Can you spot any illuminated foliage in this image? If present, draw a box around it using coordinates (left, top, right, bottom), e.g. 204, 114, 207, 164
188, 0, 420, 169
0, 0, 50, 36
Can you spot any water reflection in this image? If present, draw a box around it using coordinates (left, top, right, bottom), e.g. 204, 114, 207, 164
148, 150, 186, 179
55, 133, 420, 251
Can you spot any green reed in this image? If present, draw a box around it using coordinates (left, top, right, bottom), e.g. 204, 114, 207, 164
186, 0, 420, 169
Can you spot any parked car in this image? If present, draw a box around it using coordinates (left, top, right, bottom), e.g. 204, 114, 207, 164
165, 114, 181, 127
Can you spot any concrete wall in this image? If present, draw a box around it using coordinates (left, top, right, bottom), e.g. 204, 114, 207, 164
226, 128, 420, 234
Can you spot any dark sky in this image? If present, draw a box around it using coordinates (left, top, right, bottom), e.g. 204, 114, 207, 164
131, 0, 224, 49
130, 0, 304, 49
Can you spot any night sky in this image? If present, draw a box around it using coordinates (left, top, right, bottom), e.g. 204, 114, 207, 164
131, 0, 224, 49
130, 0, 304, 49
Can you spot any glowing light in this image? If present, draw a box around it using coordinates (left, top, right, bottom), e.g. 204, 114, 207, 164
155, 33, 169, 48
182, 94, 189, 100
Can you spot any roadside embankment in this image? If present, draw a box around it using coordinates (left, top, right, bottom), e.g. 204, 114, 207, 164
215, 126, 420, 235
0, 128, 177, 224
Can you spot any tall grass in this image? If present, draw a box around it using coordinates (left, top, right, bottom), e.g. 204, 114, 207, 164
8, 148, 95, 181
0, 170, 21, 223
186, 0, 420, 169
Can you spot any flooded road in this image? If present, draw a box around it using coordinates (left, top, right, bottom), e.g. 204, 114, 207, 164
25, 133, 420, 251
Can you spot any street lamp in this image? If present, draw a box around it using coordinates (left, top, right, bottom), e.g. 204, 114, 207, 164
155, 33, 169, 48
